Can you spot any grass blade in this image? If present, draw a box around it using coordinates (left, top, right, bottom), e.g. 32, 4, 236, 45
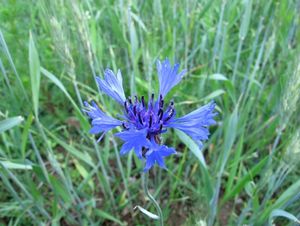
94, 209, 125, 225
175, 129, 207, 168
0, 116, 24, 133
0, 30, 29, 101
269, 209, 300, 225
0, 161, 32, 170
222, 156, 268, 203
29, 32, 41, 116
40, 67, 89, 130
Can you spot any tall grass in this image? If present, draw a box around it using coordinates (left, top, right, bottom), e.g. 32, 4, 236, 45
0, 0, 299, 225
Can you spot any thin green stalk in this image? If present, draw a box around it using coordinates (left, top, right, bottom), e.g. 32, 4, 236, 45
217, 23, 227, 73
0, 162, 51, 220
92, 139, 116, 208
241, 17, 264, 91
142, 173, 164, 226
0, 30, 29, 102
0, 59, 16, 101
212, 0, 226, 69
0, 167, 37, 221
111, 138, 133, 211
232, 38, 243, 83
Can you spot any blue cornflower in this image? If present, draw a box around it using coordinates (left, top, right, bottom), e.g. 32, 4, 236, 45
84, 59, 217, 171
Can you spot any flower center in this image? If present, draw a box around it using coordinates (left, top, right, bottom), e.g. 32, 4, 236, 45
122, 93, 175, 140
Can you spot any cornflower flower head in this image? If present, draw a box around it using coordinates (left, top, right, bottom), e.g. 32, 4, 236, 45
84, 59, 217, 171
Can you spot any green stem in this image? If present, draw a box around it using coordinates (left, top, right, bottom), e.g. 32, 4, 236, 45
142, 173, 164, 226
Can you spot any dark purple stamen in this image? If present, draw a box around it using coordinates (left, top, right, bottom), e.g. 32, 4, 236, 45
122, 94, 176, 144
142, 147, 148, 158
149, 115, 153, 128
124, 101, 128, 113
159, 123, 163, 132
138, 113, 143, 125
122, 122, 128, 130
160, 99, 164, 108
141, 96, 145, 107
148, 93, 154, 108
165, 108, 174, 122
158, 108, 163, 120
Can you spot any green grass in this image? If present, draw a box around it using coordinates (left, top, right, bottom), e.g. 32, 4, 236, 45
1, 0, 300, 225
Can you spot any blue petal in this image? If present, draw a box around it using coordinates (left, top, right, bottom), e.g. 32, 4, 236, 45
115, 129, 150, 159
83, 101, 122, 136
120, 142, 133, 155
143, 144, 176, 171
167, 101, 217, 147
156, 59, 187, 97
159, 145, 176, 157
144, 152, 156, 171
96, 69, 126, 104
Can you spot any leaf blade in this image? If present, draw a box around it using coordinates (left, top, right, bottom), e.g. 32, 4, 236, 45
0, 116, 24, 133
29, 32, 41, 116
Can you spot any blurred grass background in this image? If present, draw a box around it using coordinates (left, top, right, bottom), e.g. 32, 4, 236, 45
0, 0, 300, 225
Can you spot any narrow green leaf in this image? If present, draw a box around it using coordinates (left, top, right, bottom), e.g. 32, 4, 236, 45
218, 104, 239, 172
0, 116, 24, 133
175, 129, 207, 168
208, 73, 228, 81
21, 113, 34, 159
29, 32, 41, 116
94, 209, 125, 225
274, 179, 300, 206
128, 14, 138, 55
0, 161, 32, 170
259, 179, 300, 222
202, 89, 225, 101
222, 157, 268, 203
239, 0, 253, 40
46, 129, 95, 167
49, 175, 72, 204
74, 159, 94, 190
130, 12, 148, 32
0, 168, 37, 220
269, 209, 300, 225
175, 129, 213, 199
225, 135, 244, 194
41, 67, 89, 131
0, 30, 28, 100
